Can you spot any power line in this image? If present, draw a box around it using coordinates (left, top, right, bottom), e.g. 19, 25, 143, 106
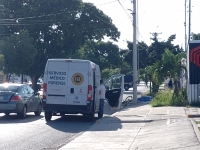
97, 0, 119, 6
117, 0, 133, 22
0, 0, 122, 21
117, 0, 144, 42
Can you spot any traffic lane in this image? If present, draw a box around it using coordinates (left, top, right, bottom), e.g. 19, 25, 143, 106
0, 113, 95, 150
0, 85, 149, 150
0, 98, 118, 150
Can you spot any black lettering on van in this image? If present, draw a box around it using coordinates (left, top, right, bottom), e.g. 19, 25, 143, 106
50, 76, 65, 80
49, 71, 66, 76
48, 81, 65, 85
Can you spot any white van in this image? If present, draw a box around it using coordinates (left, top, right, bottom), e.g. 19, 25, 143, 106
42, 59, 124, 121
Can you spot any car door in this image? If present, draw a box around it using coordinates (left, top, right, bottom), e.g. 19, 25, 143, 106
104, 74, 124, 110
21, 85, 32, 112
26, 85, 39, 111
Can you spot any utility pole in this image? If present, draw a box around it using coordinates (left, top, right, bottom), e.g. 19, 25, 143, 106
188, 0, 191, 42
132, 0, 137, 104
184, 0, 187, 51
137, 0, 139, 71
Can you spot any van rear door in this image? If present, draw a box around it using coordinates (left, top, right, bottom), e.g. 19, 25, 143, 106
46, 61, 68, 105
67, 62, 89, 106
105, 74, 124, 110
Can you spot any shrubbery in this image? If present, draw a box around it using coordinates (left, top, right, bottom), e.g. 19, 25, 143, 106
151, 89, 188, 107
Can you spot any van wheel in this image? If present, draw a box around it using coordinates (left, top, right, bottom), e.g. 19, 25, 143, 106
88, 112, 95, 122
45, 112, 52, 121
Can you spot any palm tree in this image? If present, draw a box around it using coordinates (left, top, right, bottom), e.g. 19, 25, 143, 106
161, 49, 186, 96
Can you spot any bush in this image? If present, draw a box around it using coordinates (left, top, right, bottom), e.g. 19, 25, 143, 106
150, 89, 188, 107
171, 89, 188, 106
151, 90, 173, 107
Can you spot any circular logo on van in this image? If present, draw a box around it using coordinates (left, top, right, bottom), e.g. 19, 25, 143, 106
72, 73, 84, 85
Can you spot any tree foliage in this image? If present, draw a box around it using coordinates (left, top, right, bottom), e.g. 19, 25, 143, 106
0, 0, 120, 90
193, 33, 200, 40
0, 30, 37, 75
77, 41, 122, 71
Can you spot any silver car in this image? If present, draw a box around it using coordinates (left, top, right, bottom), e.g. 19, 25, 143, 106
0, 83, 42, 118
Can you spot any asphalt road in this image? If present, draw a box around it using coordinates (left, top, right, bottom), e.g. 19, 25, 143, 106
0, 84, 149, 150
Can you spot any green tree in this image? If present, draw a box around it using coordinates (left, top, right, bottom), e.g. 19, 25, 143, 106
124, 41, 149, 69
101, 68, 121, 79
148, 33, 183, 66
161, 49, 186, 96
0, 54, 4, 71
0, 30, 37, 77
193, 33, 200, 40
1, 0, 120, 90
77, 41, 122, 71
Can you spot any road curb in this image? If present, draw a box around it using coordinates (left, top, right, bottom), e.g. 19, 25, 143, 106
190, 119, 200, 143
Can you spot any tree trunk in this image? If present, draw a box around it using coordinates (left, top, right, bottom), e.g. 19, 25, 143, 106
6, 74, 11, 82
152, 81, 159, 93
21, 74, 23, 84
174, 81, 180, 97
150, 81, 152, 94
31, 75, 40, 92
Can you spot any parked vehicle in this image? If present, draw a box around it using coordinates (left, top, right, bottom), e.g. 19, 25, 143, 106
42, 59, 124, 122
124, 75, 140, 91
0, 83, 42, 118
124, 75, 133, 91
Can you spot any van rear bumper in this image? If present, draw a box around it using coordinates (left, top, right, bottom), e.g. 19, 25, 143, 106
42, 101, 94, 114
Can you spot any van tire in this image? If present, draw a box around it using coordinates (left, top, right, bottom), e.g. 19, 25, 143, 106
88, 112, 95, 122
45, 112, 52, 121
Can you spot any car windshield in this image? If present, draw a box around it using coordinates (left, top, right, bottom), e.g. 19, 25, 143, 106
0, 85, 19, 92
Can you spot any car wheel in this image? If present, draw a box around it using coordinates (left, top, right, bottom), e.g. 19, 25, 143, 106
4, 113, 10, 116
88, 111, 95, 122
18, 106, 27, 119
34, 103, 42, 116
45, 111, 52, 121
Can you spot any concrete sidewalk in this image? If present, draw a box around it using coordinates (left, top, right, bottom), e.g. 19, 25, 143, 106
59, 103, 200, 150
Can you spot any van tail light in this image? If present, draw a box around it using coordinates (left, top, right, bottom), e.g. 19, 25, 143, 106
43, 83, 47, 99
11, 95, 21, 101
87, 85, 93, 100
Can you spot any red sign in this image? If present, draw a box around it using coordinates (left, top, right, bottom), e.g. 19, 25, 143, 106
190, 46, 200, 66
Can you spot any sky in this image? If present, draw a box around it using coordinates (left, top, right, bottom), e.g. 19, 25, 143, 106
82, 0, 200, 49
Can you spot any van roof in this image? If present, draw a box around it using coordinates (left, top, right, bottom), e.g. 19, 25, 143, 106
47, 59, 97, 65
48, 59, 90, 62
